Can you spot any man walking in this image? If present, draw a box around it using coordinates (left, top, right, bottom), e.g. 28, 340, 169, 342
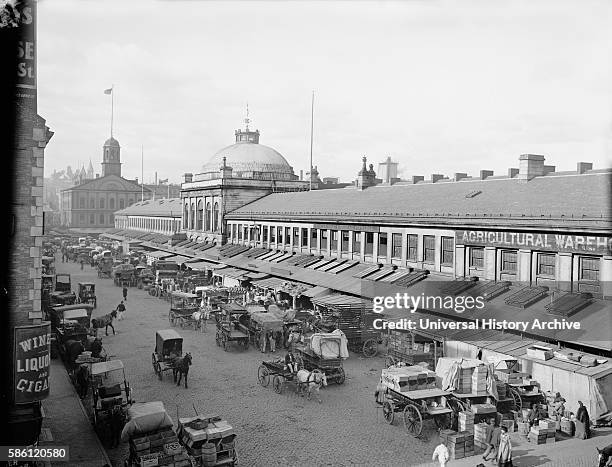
432, 441, 450, 467
483, 418, 501, 462
122, 286, 128, 302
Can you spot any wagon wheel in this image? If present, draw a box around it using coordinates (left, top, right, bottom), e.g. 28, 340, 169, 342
362, 338, 378, 358
385, 354, 397, 368
273, 375, 284, 394
258, 366, 270, 387
509, 387, 522, 411
403, 404, 423, 437
434, 413, 452, 430
382, 401, 395, 424
336, 367, 346, 385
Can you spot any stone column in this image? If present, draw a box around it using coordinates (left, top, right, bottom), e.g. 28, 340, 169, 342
517, 249, 532, 284
557, 253, 573, 292
336, 230, 342, 259
484, 247, 497, 280
372, 232, 379, 261
455, 245, 466, 278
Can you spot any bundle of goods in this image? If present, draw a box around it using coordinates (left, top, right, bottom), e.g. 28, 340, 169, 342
458, 411, 475, 433
527, 426, 548, 445
526, 345, 554, 361
456, 367, 474, 394
560, 417, 575, 436
177, 414, 237, 467
121, 401, 192, 467
539, 419, 557, 443
495, 370, 530, 385
472, 366, 487, 393
380, 365, 437, 394
471, 403, 496, 415
474, 422, 493, 450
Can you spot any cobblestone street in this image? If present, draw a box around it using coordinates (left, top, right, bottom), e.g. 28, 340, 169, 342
58, 259, 439, 466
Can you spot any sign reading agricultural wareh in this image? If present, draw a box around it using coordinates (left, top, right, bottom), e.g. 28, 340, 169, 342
14, 323, 51, 404
456, 230, 612, 255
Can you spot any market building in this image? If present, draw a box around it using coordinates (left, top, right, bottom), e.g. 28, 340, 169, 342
113, 198, 182, 235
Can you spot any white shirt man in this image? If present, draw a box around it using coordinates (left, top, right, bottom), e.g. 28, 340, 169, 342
432, 442, 450, 467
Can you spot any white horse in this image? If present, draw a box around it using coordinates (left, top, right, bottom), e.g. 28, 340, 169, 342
296, 369, 327, 403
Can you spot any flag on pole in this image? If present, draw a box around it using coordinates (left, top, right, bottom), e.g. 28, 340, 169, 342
104, 88, 112, 94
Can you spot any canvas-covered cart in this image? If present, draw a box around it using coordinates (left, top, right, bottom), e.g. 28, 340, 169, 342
294, 330, 349, 384
77, 282, 97, 308
168, 292, 201, 330
242, 310, 283, 349
215, 303, 249, 351
152, 329, 183, 380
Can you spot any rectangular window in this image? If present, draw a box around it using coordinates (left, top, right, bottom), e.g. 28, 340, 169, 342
379, 233, 388, 257
352, 231, 361, 253
321, 230, 328, 250
537, 253, 556, 276
293, 227, 299, 245
341, 231, 350, 252
262, 226, 268, 242
270, 226, 276, 242
277, 227, 283, 244
311, 229, 318, 241
501, 250, 517, 273
441, 237, 454, 265
301, 228, 308, 247
392, 233, 402, 259
407, 234, 418, 261
470, 247, 484, 268
285, 227, 290, 245
579, 256, 600, 281
330, 231, 338, 250
365, 232, 374, 255
423, 235, 435, 263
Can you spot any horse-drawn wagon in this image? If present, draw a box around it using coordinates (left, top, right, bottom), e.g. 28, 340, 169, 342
376, 365, 455, 437
98, 258, 113, 278
151, 330, 192, 387
89, 359, 133, 442
177, 413, 238, 466
215, 303, 249, 351
49, 273, 76, 306
49, 304, 94, 365
168, 292, 201, 330
257, 358, 328, 402
294, 331, 349, 385
240, 309, 283, 351
77, 282, 97, 308
114, 264, 137, 287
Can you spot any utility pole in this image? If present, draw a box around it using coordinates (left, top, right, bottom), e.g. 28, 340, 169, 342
309, 90, 314, 191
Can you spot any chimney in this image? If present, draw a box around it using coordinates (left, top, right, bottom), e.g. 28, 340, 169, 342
431, 174, 444, 183
300, 170, 303, 180
577, 162, 593, 174
518, 154, 545, 181
219, 157, 233, 178
543, 165, 556, 175
454, 172, 468, 181
411, 175, 424, 184
135, 177, 138, 184
508, 168, 519, 178
183, 173, 193, 183
480, 170, 494, 180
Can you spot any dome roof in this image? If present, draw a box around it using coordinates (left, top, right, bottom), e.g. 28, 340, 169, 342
201, 136, 294, 177
104, 136, 120, 147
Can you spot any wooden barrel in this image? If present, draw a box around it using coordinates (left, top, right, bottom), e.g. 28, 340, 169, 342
201, 443, 217, 467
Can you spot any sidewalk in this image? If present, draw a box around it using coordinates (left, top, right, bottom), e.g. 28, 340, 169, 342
40, 359, 111, 466
415, 427, 612, 467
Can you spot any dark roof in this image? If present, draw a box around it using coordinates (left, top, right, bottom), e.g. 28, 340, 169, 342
115, 198, 182, 217
227, 172, 611, 229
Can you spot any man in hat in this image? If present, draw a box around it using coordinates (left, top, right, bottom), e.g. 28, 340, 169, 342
576, 401, 591, 439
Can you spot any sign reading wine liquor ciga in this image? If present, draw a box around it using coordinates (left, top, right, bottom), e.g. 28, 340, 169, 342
456, 230, 612, 255
14, 323, 51, 404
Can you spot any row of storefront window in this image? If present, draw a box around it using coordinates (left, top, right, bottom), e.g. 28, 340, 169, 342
77, 213, 114, 225
116, 216, 180, 232
77, 197, 132, 210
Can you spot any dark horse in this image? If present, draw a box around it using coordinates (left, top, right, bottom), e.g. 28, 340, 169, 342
91, 310, 117, 336
63, 339, 84, 370
598, 444, 612, 467
172, 353, 192, 388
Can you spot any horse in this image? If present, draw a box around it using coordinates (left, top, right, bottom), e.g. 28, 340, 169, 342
63, 339, 84, 370
108, 405, 126, 448
296, 369, 327, 403
75, 364, 89, 398
91, 310, 117, 336
598, 444, 612, 467
172, 353, 192, 388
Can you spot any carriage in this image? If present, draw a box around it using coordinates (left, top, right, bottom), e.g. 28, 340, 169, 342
89, 359, 133, 440
215, 303, 249, 351
50, 273, 76, 305
41, 255, 55, 275
240, 309, 284, 350
77, 282, 97, 308
152, 329, 184, 380
49, 304, 94, 362
294, 331, 348, 384
113, 264, 137, 287
168, 291, 201, 329
376, 365, 455, 437
257, 358, 327, 401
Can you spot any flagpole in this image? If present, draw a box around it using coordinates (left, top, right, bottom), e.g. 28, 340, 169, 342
309, 90, 314, 191
111, 84, 114, 138
141, 145, 144, 202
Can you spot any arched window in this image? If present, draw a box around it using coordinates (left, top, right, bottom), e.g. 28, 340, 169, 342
213, 202, 219, 232
189, 203, 195, 230
109, 198, 115, 209
196, 200, 203, 230
119, 199, 125, 209
99, 214, 105, 224
99, 198, 105, 209
183, 202, 189, 228
205, 202, 211, 231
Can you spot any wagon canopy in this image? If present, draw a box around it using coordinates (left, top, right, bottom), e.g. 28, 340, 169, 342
219, 303, 247, 315
309, 330, 349, 359
121, 401, 174, 442
155, 329, 183, 355
91, 359, 124, 376
249, 312, 283, 332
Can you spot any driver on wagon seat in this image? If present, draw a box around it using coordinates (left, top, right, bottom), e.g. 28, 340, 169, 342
285, 351, 297, 374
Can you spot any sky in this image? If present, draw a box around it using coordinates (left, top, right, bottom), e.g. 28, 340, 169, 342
37, 0, 612, 183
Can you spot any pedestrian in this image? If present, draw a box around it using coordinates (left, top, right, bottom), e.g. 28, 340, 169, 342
575, 400, 591, 439
122, 286, 128, 302
269, 330, 276, 353
483, 418, 501, 462
80, 259, 84, 270
259, 331, 267, 353
432, 441, 450, 467
285, 351, 297, 374
528, 402, 543, 427
116, 301, 126, 320
496, 425, 512, 467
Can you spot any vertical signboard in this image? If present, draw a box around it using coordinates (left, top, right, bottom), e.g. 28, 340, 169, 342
13, 0, 37, 109
14, 323, 51, 404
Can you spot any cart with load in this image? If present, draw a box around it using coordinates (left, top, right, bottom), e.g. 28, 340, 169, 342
241, 310, 283, 350
294, 330, 348, 384
152, 329, 184, 380
169, 292, 202, 330
177, 413, 237, 466
90, 359, 133, 442
77, 281, 97, 308
376, 364, 455, 437
42, 255, 55, 275
50, 304, 93, 363
50, 273, 76, 305
384, 328, 443, 370
98, 258, 113, 278
114, 264, 137, 287
215, 303, 249, 351
121, 401, 194, 467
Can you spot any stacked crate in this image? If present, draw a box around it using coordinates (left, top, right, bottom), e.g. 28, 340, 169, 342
539, 419, 557, 443
560, 418, 575, 436
462, 431, 475, 458
527, 426, 548, 445
495, 371, 529, 385
446, 431, 474, 460
380, 366, 437, 394
458, 411, 475, 433
474, 422, 492, 451
456, 367, 474, 394
496, 381, 507, 399
472, 366, 488, 393
130, 429, 191, 467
